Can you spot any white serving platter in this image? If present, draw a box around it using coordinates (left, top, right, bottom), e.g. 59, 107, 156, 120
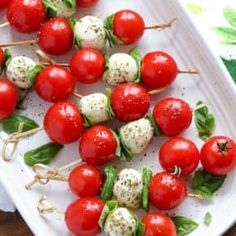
0, 0, 236, 235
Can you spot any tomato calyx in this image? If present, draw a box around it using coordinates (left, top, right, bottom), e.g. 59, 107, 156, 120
129, 47, 141, 83
0, 49, 11, 75
146, 114, 162, 137
216, 140, 233, 155
103, 14, 123, 47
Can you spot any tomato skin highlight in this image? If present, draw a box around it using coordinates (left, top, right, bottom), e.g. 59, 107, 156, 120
7, 0, 46, 33
0, 0, 10, 9
141, 51, 178, 89
200, 136, 236, 175
142, 212, 177, 236
37, 18, 73, 55
0, 48, 4, 65
35, 65, 75, 103
70, 49, 105, 84
111, 83, 150, 122
159, 137, 200, 176
153, 97, 192, 137
44, 102, 84, 144
65, 197, 104, 236
0, 78, 17, 120
113, 10, 145, 45
68, 164, 103, 197
79, 125, 117, 166
77, 0, 99, 8
149, 171, 187, 210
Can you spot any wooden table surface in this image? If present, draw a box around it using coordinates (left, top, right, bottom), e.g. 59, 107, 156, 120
0, 211, 235, 236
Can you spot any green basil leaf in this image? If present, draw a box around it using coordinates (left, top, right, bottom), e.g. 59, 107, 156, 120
224, 7, 236, 28
103, 14, 123, 47
222, 57, 236, 83
100, 165, 117, 201
63, 0, 76, 9
105, 88, 114, 119
69, 18, 78, 46
0, 49, 11, 74
1, 115, 39, 134
186, 3, 204, 15
129, 48, 141, 83
211, 26, 236, 41
24, 142, 63, 166
82, 113, 94, 128
42, 0, 57, 18
141, 168, 152, 211
194, 101, 215, 141
204, 212, 212, 226
172, 216, 199, 236
145, 114, 162, 137
103, 55, 110, 82
27, 65, 43, 85
98, 200, 118, 229
132, 213, 145, 236
192, 168, 226, 200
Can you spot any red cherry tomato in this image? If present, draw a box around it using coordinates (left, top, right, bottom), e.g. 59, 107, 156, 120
37, 18, 73, 55
142, 213, 177, 236
153, 97, 192, 137
113, 10, 145, 45
111, 82, 150, 122
68, 164, 103, 197
0, 48, 4, 65
0, 0, 10, 9
200, 136, 236, 175
7, 0, 46, 33
35, 65, 75, 103
141, 51, 178, 89
159, 137, 200, 176
79, 125, 117, 166
149, 171, 187, 210
77, 0, 99, 8
44, 102, 84, 144
70, 49, 105, 84
65, 197, 104, 236
0, 78, 17, 120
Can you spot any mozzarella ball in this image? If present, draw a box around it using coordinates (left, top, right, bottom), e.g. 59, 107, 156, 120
78, 93, 109, 124
113, 169, 143, 209
104, 208, 137, 236
74, 16, 106, 50
104, 53, 138, 86
120, 118, 153, 154
50, 0, 76, 18
6, 56, 36, 89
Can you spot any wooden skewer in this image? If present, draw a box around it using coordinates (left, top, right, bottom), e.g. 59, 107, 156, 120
0, 22, 10, 29
178, 70, 198, 74
0, 39, 37, 48
144, 18, 176, 30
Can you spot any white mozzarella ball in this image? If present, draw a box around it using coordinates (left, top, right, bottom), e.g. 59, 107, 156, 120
104, 208, 137, 236
50, 0, 76, 18
78, 93, 109, 124
104, 53, 138, 86
119, 118, 154, 154
6, 56, 36, 89
113, 169, 143, 209
74, 16, 106, 50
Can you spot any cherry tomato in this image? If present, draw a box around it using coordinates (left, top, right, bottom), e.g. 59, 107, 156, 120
79, 125, 117, 166
70, 49, 105, 84
153, 97, 192, 137
159, 137, 200, 176
65, 197, 104, 236
68, 164, 103, 197
37, 18, 73, 55
111, 82, 150, 122
113, 10, 145, 45
142, 51, 178, 89
35, 65, 75, 103
7, 0, 46, 33
77, 0, 99, 8
149, 171, 187, 210
142, 213, 177, 236
0, 78, 17, 120
200, 136, 236, 175
0, 0, 10, 9
44, 102, 84, 144
0, 48, 4, 65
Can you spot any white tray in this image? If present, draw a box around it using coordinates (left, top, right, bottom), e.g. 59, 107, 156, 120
0, 0, 236, 235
